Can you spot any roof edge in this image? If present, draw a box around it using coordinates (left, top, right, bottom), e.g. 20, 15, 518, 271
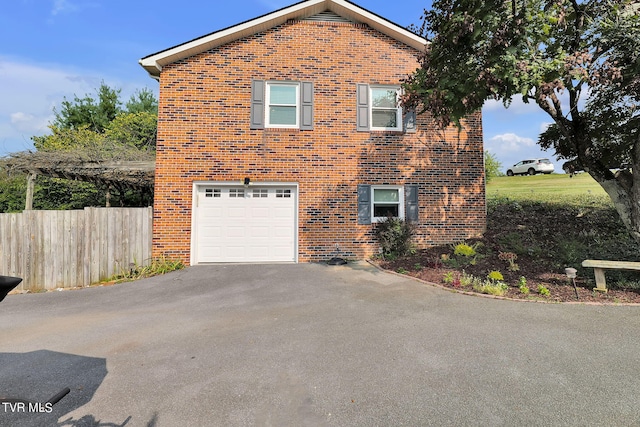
139, 0, 426, 79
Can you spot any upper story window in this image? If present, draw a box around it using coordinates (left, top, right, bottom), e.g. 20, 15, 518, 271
250, 80, 314, 130
357, 83, 413, 133
266, 82, 299, 127
370, 86, 402, 131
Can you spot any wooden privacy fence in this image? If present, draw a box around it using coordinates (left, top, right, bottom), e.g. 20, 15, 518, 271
0, 207, 152, 292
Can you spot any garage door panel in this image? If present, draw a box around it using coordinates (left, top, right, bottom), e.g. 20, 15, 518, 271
250, 226, 270, 238
194, 185, 296, 263
227, 207, 246, 217
273, 226, 293, 238
227, 226, 248, 238
200, 226, 223, 238
274, 208, 294, 218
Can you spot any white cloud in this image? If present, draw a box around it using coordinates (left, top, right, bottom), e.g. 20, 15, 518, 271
0, 57, 105, 154
487, 133, 536, 153
51, 0, 78, 16
483, 97, 540, 115
10, 112, 49, 135
539, 121, 553, 133
0, 56, 155, 155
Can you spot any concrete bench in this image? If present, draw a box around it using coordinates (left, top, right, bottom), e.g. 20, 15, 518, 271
581, 260, 640, 292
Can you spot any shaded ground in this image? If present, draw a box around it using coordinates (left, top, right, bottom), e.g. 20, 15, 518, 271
378, 197, 640, 304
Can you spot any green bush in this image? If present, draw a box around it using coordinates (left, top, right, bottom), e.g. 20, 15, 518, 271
454, 243, 477, 257
473, 280, 508, 296
443, 271, 454, 284
487, 270, 504, 282
374, 217, 416, 259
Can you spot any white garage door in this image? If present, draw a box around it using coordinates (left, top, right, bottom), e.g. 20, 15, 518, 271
193, 185, 297, 263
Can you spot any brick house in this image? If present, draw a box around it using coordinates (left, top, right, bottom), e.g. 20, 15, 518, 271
140, 0, 485, 264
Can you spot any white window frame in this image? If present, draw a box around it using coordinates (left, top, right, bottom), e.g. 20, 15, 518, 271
371, 185, 405, 223
369, 86, 403, 131
265, 82, 300, 128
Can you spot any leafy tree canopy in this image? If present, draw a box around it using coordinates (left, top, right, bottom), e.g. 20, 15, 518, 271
484, 151, 504, 181
1, 83, 158, 211
404, 0, 640, 241
53, 81, 122, 133
126, 87, 158, 115
36, 82, 158, 152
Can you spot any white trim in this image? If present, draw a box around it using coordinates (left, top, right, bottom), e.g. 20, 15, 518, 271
191, 181, 299, 264
371, 185, 404, 223
140, 0, 427, 78
369, 85, 403, 131
265, 81, 300, 128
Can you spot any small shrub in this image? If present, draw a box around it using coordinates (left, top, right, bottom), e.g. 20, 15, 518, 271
450, 242, 482, 266
414, 263, 423, 271
473, 280, 508, 296
374, 217, 416, 259
443, 272, 455, 284
537, 285, 550, 296
487, 270, 504, 282
454, 243, 476, 257
517, 277, 530, 295
460, 272, 474, 287
396, 267, 409, 274
498, 251, 520, 271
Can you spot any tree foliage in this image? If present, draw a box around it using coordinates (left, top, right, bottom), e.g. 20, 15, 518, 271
404, 0, 640, 241
1, 83, 158, 211
126, 88, 158, 115
53, 82, 122, 133
484, 150, 504, 181
105, 112, 157, 151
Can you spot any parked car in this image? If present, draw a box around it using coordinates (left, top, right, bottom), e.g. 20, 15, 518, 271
506, 159, 554, 176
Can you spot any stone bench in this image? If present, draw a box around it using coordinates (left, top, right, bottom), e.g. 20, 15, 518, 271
581, 260, 640, 292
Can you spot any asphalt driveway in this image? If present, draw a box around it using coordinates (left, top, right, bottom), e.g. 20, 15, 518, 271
1, 262, 639, 426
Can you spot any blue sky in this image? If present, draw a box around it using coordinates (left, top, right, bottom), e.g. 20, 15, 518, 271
0, 0, 558, 173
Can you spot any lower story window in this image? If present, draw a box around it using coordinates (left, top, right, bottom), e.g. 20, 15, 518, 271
372, 186, 404, 222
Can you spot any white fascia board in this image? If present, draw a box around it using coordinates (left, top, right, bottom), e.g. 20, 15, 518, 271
328, 0, 426, 50
139, 0, 427, 79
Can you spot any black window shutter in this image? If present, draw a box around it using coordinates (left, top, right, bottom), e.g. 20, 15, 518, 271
403, 109, 417, 133
357, 184, 372, 225
300, 81, 314, 130
250, 80, 265, 130
356, 84, 369, 132
405, 185, 419, 222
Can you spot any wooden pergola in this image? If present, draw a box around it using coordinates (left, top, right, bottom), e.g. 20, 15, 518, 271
2, 150, 155, 209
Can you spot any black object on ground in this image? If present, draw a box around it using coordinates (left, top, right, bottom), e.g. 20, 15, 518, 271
0, 275, 22, 302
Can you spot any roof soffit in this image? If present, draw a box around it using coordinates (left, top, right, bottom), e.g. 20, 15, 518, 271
139, 0, 427, 78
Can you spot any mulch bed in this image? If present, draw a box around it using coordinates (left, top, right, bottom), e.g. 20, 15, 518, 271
375, 247, 640, 304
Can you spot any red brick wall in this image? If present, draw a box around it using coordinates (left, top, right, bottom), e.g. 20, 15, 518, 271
153, 19, 486, 264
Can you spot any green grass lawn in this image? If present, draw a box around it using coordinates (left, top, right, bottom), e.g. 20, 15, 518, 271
487, 173, 611, 206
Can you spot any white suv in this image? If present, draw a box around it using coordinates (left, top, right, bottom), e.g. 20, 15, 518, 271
506, 159, 554, 176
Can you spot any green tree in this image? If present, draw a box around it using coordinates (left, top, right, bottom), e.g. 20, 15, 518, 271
32, 125, 106, 151
53, 82, 122, 133
126, 88, 158, 115
105, 112, 157, 151
484, 151, 503, 182
0, 169, 26, 212
403, 0, 640, 241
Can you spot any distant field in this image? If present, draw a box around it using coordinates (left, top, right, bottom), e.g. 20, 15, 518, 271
486, 173, 611, 206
